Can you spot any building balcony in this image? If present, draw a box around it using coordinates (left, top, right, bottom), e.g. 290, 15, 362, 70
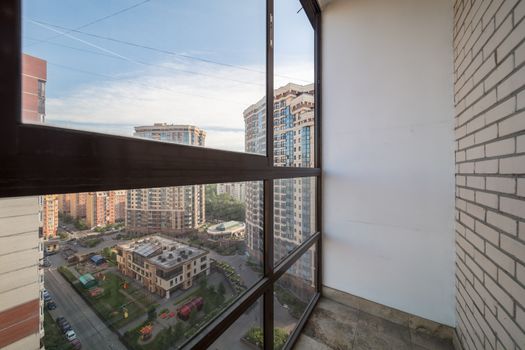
0, 0, 524, 349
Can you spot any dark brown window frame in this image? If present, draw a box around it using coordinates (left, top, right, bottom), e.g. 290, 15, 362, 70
0, 0, 322, 349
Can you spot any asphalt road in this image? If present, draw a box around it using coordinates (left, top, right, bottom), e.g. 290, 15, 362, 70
44, 235, 297, 350
45, 267, 127, 350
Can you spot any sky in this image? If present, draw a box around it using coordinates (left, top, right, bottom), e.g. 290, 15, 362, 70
22, 0, 314, 152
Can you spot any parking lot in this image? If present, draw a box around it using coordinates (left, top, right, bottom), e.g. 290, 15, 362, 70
45, 267, 127, 350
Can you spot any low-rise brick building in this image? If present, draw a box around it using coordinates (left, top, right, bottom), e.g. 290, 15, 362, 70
116, 235, 209, 298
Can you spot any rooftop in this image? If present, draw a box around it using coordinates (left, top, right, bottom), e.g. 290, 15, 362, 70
134, 124, 205, 133
119, 235, 206, 269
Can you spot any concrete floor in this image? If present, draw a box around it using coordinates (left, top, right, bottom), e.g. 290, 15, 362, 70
294, 297, 455, 350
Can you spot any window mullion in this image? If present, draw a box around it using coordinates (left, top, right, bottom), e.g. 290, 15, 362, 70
264, 179, 274, 350
264, 0, 274, 348
314, 5, 323, 295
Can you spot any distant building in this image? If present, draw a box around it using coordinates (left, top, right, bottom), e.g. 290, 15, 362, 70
57, 193, 70, 214
68, 192, 88, 219
126, 124, 206, 235
22, 54, 46, 124
86, 192, 116, 228
244, 83, 316, 282
134, 123, 206, 145
114, 190, 127, 221
60, 190, 125, 226
207, 221, 246, 240
42, 194, 58, 239
116, 235, 209, 298
217, 182, 246, 202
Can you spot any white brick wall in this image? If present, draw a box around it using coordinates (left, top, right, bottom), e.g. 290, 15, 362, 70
454, 0, 525, 349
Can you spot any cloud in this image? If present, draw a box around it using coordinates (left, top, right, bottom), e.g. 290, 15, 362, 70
45, 57, 313, 152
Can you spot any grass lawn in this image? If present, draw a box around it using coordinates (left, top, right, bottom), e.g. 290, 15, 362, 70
275, 285, 308, 319
87, 273, 154, 329
43, 311, 74, 350
123, 322, 187, 350
123, 279, 235, 350
59, 267, 155, 329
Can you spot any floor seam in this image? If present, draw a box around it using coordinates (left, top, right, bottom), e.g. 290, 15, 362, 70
350, 308, 361, 349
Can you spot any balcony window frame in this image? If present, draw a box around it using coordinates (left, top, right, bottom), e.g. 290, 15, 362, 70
0, 0, 322, 349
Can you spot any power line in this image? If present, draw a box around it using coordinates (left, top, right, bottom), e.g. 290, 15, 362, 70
24, 36, 122, 60
24, 31, 265, 88
27, 19, 311, 83
29, 19, 133, 61
25, 0, 151, 48
47, 61, 241, 104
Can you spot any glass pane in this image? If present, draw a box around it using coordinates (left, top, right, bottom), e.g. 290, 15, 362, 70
274, 246, 317, 349
273, 0, 315, 167
274, 177, 316, 265
208, 297, 263, 349
27, 181, 264, 349
21, 0, 266, 154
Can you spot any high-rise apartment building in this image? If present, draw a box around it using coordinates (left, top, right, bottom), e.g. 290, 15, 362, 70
244, 83, 316, 281
57, 193, 70, 214
21, 54, 46, 124
0, 54, 47, 350
114, 190, 127, 222
134, 123, 206, 145
41, 195, 58, 239
59, 190, 125, 227
67, 192, 87, 219
86, 191, 116, 228
126, 124, 206, 235
217, 182, 246, 202
0, 198, 45, 350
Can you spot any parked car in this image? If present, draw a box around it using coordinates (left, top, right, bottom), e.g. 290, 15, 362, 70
60, 321, 72, 333
55, 317, 66, 327
70, 338, 82, 349
46, 301, 57, 310
65, 330, 77, 341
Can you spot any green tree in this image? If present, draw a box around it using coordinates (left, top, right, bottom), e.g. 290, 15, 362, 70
147, 306, 157, 321
173, 322, 185, 341
217, 282, 226, 297
208, 284, 216, 295
59, 212, 73, 224
74, 218, 87, 230
198, 278, 208, 291
188, 310, 198, 327
203, 301, 212, 314
274, 328, 289, 350
205, 184, 246, 222
102, 247, 111, 257
244, 327, 263, 348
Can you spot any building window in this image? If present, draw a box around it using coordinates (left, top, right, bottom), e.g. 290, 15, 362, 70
4, 0, 322, 349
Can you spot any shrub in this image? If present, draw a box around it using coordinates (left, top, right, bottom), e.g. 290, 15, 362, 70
147, 306, 157, 321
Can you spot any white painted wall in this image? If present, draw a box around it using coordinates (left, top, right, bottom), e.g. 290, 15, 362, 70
322, 0, 456, 326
